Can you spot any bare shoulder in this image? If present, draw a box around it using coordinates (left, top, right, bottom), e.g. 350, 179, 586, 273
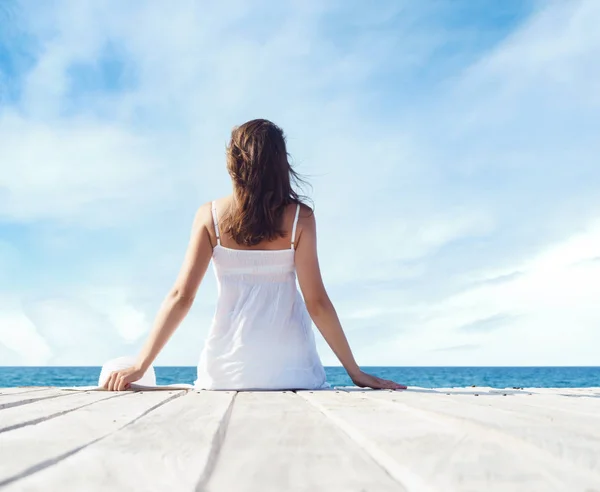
196, 196, 232, 223
295, 203, 316, 249
297, 203, 315, 229
212, 195, 234, 209
193, 201, 213, 229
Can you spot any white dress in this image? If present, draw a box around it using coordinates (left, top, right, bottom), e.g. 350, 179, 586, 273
194, 202, 329, 390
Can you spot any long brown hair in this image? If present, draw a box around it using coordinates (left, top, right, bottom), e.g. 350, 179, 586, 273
223, 119, 307, 246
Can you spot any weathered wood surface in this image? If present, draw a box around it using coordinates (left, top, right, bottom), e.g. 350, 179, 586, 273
0, 388, 73, 411
1, 387, 599, 492
0, 388, 52, 396
207, 391, 402, 492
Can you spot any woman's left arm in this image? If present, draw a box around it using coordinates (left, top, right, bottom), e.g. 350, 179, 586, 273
104, 204, 214, 391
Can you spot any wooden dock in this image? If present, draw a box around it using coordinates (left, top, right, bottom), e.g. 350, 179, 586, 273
1, 386, 600, 491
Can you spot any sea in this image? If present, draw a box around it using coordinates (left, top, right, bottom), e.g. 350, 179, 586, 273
0, 366, 598, 388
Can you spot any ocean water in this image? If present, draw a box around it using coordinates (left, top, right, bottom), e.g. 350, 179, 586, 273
0, 366, 598, 388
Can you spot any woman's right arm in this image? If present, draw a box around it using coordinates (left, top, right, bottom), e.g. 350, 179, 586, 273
103, 203, 214, 391
295, 209, 406, 390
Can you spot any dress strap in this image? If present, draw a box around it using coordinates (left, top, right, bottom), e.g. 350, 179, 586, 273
291, 203, 300, 250
211, 201, 221, 246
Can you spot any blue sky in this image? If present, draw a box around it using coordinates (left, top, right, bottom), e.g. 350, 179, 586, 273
1, 0, 599, 366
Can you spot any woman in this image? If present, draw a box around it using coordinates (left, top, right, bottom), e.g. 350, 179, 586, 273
103, 119, 406, 391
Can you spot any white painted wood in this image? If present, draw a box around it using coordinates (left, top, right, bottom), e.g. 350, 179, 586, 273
0, 388, 51, 396
517, 391, 600, 411
526, 387, 600, 397
300, 390, 600, 492
2, 388, 600, 492
6, 391, 235, 492
0, 391, 121, 433
366, 391, 600, 478
0, 388, 71, 410
207, 391, 404, 492
430, 390, 600, 427
0, 390, 185, 488
336, 387, 534, 396
507, 393, 600, 420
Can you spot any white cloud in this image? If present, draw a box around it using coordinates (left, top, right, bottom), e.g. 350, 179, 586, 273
371, 221, 600, 366
0, 112, 178, 224
0, 0, 599, 367
0, 300, 52, 365
0, 342, 22, 365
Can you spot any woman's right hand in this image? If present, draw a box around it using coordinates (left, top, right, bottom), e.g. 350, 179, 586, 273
350, 370, 407, 390
102, 366, 146, 391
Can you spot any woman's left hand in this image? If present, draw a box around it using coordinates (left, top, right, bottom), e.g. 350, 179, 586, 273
102, 366, 146, 391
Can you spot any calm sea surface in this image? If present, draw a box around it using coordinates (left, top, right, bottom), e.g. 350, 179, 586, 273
0, 366, 598, 388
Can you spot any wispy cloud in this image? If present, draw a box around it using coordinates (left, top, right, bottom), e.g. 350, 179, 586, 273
457, 314, 519, 333
0, 342, 21, 366
434, 344, 481, 353
1, 0, 599, 366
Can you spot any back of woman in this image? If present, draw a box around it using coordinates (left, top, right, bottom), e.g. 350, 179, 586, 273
101, 119, 405, 392
197, 198, 327, 390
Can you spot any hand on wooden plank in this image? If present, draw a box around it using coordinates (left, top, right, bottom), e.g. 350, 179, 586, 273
350, 370, 407, 390
102, 366, 146, 391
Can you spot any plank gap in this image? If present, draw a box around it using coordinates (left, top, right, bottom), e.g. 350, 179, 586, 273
0, 391, 76, 411
194, 391, 238, 492
0, 392, 128, 435
0, 391, 187, 488
299, 392, 433, 492
359, 392, 600, 485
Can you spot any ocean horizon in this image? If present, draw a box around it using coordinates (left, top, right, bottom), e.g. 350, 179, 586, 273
1, 366, 598, 389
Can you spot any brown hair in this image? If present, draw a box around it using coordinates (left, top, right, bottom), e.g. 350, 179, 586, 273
223, 119, 307, 246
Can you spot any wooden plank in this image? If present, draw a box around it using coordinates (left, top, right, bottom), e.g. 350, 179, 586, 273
366, 391, 600, 478
300, 390, 600, 492
519, 391, 600, 409
526, 387, 600, 397
431, 391, 600, 428
0, 390, 185, 488
4, 391, 235, 492
371, 390, 600, 446
512, 394, 600, 419
207, 391, 404, 492
0, 388, 72, 410
0, 391, 124, 434
0, 388, 51, 396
